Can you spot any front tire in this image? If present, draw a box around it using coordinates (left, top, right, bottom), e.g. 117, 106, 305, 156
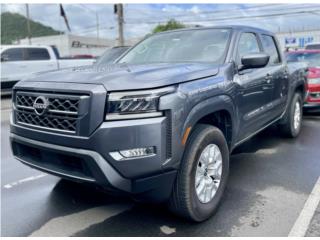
169, 124, 229, 222
280, 92, 303, 138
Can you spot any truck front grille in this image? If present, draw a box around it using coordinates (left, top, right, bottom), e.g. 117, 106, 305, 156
16, 111, 77, 133
16, 94, 80, 114
14, 91, 88, 134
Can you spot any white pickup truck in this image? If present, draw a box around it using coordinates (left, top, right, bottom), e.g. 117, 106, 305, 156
1, 45, 95, 94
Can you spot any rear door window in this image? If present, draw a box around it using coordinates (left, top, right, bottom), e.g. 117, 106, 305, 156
261, 35, 281, 64
25, 48, 50, 61
1, 48, 24, 61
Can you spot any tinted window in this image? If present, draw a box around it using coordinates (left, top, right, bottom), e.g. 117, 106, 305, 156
1, 48, 24, 61
261, 35, 280, 64
97, 47, 130, 64
238, 33, 260, 58
26, 48, 50, 60
119, 29, 231, 64
306, 44, 320, 50
286, 52, 320, 67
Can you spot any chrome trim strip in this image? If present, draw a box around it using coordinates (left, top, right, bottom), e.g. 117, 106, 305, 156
16, 105, 34, 110
48, 109, 78, 115
16, 90, 85, 100
16, 104, 78, 115
17, 121, 76, 134
106, 112, 163, 120
109, 151, 156, 161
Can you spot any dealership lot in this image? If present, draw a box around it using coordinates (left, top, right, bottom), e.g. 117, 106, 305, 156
1, 97, 319, 237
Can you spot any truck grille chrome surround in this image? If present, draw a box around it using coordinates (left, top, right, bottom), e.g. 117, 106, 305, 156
14, 91, 89, 134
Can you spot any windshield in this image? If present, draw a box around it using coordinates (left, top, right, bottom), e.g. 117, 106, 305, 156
97, 47, 130, 65
286, 52, 320, 67
118, 29, 231, 64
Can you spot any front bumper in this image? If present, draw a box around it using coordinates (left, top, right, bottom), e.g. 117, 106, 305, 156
11, 115, 172, 177
10, 133, 176, 200
304, 87, 320, 112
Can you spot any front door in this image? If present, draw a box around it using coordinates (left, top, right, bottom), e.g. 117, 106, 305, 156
234, 32, 273, 140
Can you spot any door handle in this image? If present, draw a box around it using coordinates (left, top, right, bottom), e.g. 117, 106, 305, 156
264, 74, 273, 85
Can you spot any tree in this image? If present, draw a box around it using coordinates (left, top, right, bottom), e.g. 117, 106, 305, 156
1, 12, 60, 44
152, 19, 185, 34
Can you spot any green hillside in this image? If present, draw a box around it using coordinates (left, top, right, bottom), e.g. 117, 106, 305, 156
1, 12, 61, 44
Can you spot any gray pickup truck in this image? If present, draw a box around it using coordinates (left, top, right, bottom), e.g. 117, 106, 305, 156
10, 25, 307, 222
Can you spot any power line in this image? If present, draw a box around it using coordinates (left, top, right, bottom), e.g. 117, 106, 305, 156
124, 4, 316, 23
124, 8, 320, 25
124, 4, 283, 22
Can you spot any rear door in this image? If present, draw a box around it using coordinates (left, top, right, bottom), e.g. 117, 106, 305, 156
260, 34, 288, 118
234, 32, 273, 140
24, 47, 58, 74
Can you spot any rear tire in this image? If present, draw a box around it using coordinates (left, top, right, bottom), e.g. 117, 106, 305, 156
169, 124, 229, 222
280, 92, 303, 138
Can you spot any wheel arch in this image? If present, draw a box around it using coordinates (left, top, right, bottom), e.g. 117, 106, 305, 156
182, 95, 236, 150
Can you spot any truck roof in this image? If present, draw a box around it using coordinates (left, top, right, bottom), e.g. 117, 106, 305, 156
155, 25, 274, 36
0, 45, 52, 49
287, 50, 320, 54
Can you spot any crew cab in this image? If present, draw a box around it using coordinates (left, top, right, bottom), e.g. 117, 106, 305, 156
1, 45, 95, 93
286, 50, 320, 111
10, 26, 307, 222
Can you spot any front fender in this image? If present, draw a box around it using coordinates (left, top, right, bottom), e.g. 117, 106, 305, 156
182, 94, 237, 146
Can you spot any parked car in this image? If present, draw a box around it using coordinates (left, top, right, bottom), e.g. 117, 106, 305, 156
305, 42, 320, 50
10, 26, 307, 222
0, 45, 95, 94
96, 46, 131, 64
62, 54, 96, 59
286, 50, 320, 111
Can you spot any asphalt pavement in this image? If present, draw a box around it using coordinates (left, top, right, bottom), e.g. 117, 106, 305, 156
1, 97, 320, 237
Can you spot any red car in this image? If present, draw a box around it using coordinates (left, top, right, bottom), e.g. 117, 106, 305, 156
286, 50, 320, 111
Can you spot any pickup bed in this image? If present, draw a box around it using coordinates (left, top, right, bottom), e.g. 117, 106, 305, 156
10, 25, 307, 222
1, 45, 95, 93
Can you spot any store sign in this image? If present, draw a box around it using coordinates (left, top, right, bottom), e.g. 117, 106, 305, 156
285, 37, 297, 45
71, 41, 108, 49
285, 36, 314, 48
298, 37, 313, 48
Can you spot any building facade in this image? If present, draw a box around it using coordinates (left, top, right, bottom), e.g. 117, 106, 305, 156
276, 30, 320, 50
16, 34, 117, 57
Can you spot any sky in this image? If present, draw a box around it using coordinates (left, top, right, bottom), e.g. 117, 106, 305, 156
1, 3, 320, 40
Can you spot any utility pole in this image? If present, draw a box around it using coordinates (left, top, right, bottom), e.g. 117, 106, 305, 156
96, 12, 99, 41
25, 4, 32, 44
115, 4, 124, 46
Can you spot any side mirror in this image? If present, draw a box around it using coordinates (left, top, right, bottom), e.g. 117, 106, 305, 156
239, 53, 270, 70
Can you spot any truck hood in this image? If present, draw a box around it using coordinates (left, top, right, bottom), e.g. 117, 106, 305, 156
25, 63, 220, 91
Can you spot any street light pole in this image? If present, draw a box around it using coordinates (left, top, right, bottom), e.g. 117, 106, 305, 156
25, 4, 32, 44
96, 12, 99, 41
116, 4, 124, 46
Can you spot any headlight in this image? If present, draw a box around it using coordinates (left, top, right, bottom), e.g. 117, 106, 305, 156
308, 78, 320, 84
106, 86, 175, 120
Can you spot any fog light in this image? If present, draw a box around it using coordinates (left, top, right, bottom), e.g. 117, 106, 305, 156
110, 147, 156, 161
